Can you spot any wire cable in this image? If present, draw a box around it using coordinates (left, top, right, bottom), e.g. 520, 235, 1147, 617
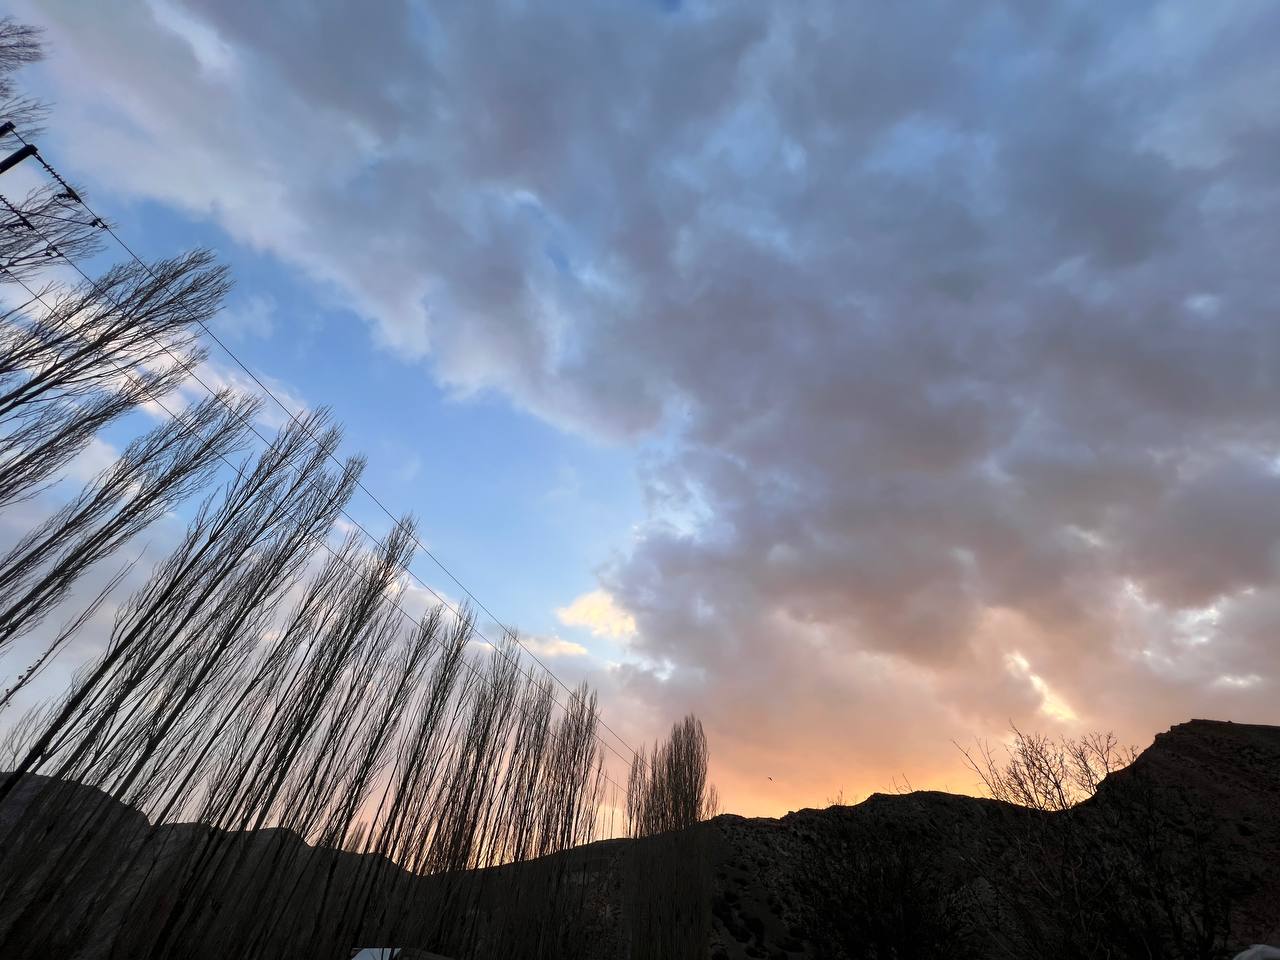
0, 130, 642, 769
0, 261, 635, 800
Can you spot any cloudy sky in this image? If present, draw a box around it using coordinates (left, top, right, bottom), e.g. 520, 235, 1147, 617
8, 0, 1280, 816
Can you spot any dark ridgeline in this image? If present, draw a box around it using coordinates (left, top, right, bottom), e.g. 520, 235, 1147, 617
0, 18, 627, 960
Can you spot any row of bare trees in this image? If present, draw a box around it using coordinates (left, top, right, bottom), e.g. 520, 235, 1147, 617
0, 20, 619, 959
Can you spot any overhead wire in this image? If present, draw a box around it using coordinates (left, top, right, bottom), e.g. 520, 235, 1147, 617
0, 255, 635, 803
1, 127, 642, 769
0, 133, 644, 792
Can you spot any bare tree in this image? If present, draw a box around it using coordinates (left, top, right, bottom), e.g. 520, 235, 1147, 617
0, 18, 624, 956
1, 182, 110, 284
0, 251, 228, 508
628, 713, 719, 838
0, 16, 46, 136
0, 391, 257, 666
0, 696, 61, 770
0, 18, 41, 93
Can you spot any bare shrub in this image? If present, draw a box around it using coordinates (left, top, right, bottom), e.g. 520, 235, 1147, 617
958, 728, 1234, 960
957, 725, 1139, 812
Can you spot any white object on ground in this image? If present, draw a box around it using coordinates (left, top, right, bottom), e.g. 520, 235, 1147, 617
1234, 947, 1280, 960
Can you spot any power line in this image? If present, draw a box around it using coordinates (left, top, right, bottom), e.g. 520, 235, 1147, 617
0, 257, 635, 802
0, 198, 636, 773
9, 129, 642, 765
0, 129, 642, 769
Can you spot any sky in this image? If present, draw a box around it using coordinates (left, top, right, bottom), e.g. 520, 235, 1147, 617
5, 0, 1279, 818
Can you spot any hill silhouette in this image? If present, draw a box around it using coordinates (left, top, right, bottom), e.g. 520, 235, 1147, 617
1, 718, 1276, 958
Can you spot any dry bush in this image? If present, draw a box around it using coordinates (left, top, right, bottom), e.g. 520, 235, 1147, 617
958, 725, 1139, 812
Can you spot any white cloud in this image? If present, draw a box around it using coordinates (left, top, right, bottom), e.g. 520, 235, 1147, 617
524, 634, 589, 659
556, 589, 636, 640
1005, 651, 1078, 724
64, 436, 120, 486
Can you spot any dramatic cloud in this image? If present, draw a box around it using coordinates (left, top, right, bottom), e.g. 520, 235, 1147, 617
15, 0, 1280, 812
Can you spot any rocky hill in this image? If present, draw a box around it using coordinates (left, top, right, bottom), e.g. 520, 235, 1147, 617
534, 719, 1280, 958
0, 719, 1276, 959
684, 719, 1280, 958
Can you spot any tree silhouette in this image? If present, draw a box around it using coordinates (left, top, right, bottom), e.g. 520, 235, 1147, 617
627, 713, 719, 838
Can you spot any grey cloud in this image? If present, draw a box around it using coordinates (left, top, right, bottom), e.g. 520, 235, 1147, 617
16, 0, 1280, 800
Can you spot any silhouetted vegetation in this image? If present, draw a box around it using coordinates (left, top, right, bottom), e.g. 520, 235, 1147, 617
0, 24, 621, 959
958, 726, 1139, 812
0, 17, 45, 137
957, 727, 1240, 960
0, 252, 224, 507
627, 713, 719, 839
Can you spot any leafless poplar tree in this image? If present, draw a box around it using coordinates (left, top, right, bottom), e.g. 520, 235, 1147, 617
0, 252, 228, 508
0, 392, 257, 672
627, 713, 718, 839
0, 17, 45, 137
0, 16, 621, 957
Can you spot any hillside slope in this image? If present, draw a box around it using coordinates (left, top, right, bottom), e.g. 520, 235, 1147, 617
685, 719, 1280, 958
1, 719, 1276, 959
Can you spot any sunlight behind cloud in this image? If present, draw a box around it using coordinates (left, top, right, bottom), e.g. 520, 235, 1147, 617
1005, 651, 1078, 724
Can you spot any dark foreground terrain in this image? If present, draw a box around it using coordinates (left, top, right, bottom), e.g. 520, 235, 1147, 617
1, 719, 1277, 958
